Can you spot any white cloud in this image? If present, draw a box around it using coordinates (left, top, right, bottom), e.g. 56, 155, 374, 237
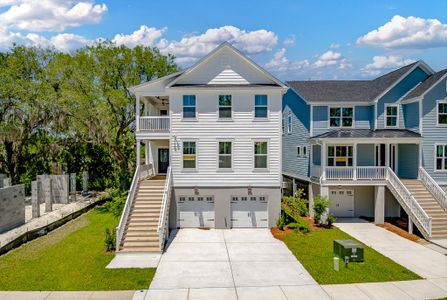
157, 25, 277, 65
0, 0, 107, 32
330, 43, 340, 49
112, 25, 166, 48
265, 48, 309, 72
313, 50, 343, 68
357, 15, 447, 49
283, 35, 295, 46
50, 33, 90, 51
362, 55, 415, 75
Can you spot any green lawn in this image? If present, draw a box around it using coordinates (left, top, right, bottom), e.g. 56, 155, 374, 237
0, 208, 155, 290
283, 227, 421, 284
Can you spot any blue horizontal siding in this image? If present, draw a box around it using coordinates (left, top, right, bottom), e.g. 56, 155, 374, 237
355, 106, 373, 129
398, 144, 419, 179
312, 145, 321, 166
403, 101, 419, 132
357, 144, 375, 166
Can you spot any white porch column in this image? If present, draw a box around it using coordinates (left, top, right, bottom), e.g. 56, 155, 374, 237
308, 183, 315, 218
385, 143, 390, 169
321, 142, 327, 180
374, 185, 385, 224
353, 143, 357, 180
144, 141, 150, 165
418, 143, 422, 170
292, 179, 297, 197
320, 185, 330, 224
136, 94, 140, 132
408, 217, 414, 234
136, 140, 141, 167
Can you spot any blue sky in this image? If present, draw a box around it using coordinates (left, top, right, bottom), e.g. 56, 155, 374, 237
0, 0, 446, 79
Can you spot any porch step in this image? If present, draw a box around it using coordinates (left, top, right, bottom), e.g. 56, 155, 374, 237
120, 246, 161, 253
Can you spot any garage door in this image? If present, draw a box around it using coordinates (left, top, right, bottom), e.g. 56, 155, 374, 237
231, 196, 268, 228
177, 196, 215, 228
329, 189, 355, 217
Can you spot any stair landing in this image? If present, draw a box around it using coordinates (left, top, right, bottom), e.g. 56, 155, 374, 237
401, 179, 447, 239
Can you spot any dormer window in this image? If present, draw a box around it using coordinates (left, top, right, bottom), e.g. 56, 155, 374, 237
329, 107, 353, 127
385, 104, 398, 128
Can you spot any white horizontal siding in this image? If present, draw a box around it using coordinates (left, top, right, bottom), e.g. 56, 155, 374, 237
208, 69, 249, 85
168, 90, 282, 187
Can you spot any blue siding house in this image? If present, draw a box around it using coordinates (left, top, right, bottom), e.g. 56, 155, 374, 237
283, 61, 447, 240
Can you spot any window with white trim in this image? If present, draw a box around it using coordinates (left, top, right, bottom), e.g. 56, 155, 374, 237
327, 146, 353, 166
218, 141, 232, 169
385, 104, 398, 127
254, 141, 268, 169
183, 141, 196, 169
183, 95, 196, 118
297, 146, 301, 156
218, 95, 232, 118
254, 95, 268, 118
435, 144, 447, 171
303, 146, 307, 157
329, 107, 353, 127
287, 113, 292, 133
438, 100, 447, 125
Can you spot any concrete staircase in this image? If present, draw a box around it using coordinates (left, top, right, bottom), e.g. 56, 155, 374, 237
401, 179, 447, 239
120, 176, 166, 252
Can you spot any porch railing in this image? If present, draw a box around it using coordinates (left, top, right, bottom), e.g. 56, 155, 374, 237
419, 167, 447, 211
138, 116, 170, 132
323, 166, 387, 180
386, 167, 432, 238
157, 166, 172, 251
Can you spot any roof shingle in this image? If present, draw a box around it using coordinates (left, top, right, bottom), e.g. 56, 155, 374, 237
402, 69, 447, 101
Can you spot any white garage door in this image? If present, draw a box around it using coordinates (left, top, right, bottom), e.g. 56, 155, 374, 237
177, 196, 215, 228
231, 196, 268, 228
329, 189, 355, 217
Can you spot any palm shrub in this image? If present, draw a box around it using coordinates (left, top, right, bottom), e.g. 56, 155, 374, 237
327, 214, 337, 228
282, 189, 308, 216
104, 228, 116, 251
313, 195, 330, 224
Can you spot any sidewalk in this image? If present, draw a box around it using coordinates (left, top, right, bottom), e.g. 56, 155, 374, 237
0, 290, 136, 300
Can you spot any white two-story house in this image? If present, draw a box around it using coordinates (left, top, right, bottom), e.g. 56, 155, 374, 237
116, 42, 287, 252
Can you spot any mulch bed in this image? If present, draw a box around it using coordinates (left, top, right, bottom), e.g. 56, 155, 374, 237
361, 216, 421, 242
271, 216, 321, 241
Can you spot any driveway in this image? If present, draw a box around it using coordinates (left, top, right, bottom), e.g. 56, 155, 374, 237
144, 228, 328, 300
335, 219, 447, 280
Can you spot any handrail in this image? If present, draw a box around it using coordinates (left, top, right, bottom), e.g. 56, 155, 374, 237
138, 116, 170, 132
419, 167, 447, 211
324, 166, 387, 180
116, 165, 140, 251
386, 167, 432, 238
157, 166, 172, 251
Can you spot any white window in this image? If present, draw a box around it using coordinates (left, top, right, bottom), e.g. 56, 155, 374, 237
303, 146, 308, 157
183, 141, 196, 169
254, 95, 268, 118
218, 141, 232, 169
183, 95, 196, 119
287, 113, 292, 133
297, 146, 301, 157
385, 104, 399, 127
435, 144, 447, 171
327, 146, 353, 167
254, 141, 268, 169
437, 100, 447, 126
329, 107, 353, 127
219, 95, 232, 118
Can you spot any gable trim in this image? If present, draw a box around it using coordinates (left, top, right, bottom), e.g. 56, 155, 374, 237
130, 71, 184, 93
403, 73, 447, 103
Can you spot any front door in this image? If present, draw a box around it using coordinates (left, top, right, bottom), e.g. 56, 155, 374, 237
158, 148, 169, 174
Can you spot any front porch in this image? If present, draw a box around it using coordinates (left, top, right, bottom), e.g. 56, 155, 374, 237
135, 94, 170, 139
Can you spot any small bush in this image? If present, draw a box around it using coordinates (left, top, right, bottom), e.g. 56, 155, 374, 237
313, 195, 330, 224
282, 189, 308, 216
104, 228, 116, 251
100, 188, 127, 217
288, 217, 310, 233
277, 213, 286, 230
327, 214, 337, 228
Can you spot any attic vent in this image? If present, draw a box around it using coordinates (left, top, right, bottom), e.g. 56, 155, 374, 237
221, 55, 230, 69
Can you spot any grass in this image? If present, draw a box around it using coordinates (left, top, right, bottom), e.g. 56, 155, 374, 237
283, 227, 421, 284
0, 208, 155, 290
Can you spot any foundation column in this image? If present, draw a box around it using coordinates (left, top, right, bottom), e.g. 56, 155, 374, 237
374, 185, 385, 224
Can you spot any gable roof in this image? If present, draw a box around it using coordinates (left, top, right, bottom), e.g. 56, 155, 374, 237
287, 61, 435, 104
402, 69, 447, 101
167, 42, 287, 89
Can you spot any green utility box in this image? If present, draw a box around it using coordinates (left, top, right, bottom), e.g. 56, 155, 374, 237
333, 240, 364, 262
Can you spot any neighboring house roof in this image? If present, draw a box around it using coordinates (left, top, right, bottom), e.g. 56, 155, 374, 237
402, 69, 447, 101
310, 129, 421, 140
287, 61, 435, 103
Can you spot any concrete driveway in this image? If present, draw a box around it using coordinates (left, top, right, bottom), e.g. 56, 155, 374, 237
144, 228, 328, 300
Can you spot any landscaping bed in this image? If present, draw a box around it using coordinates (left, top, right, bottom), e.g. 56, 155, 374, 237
0, 208, 155, 290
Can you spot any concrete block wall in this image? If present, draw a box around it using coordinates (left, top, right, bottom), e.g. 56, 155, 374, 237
0, 185, 25, 233
37, 175, 69, 204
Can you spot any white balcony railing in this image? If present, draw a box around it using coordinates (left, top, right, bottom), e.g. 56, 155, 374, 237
322, 166, 387, 180
138, 116, 170, 132
419, 167, 447, 211
158, 166, 172, 250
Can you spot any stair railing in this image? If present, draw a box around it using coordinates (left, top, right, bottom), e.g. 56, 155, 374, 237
386, 167, 432, 238
157, 166, 172, 251
418, 167, 447, 211
116, 165, 140, 252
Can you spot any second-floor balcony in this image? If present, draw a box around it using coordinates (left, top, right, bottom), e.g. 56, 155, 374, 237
138, 116, 170, 132
312, 166, 388, 181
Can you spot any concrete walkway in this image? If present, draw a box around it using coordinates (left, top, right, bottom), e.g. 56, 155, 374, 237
0, 290, 136, 300
334, 218, 447, 279
145, 228, 319, 299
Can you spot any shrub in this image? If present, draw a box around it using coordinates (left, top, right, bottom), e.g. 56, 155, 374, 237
100, 188, 127, 217
277, 213, 286, 230
313, 195, 330, 224
288, 217, 310, 233
327, 214, 337, 228
104, 228, 116, 251
282, 189, 308, 216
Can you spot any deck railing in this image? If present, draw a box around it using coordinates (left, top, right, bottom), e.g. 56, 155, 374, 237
157, 166, 172, 251
419, 167, 447, 211
138, 116, 170, 132
386, 167, 432, 238
323, 166, 387, 180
